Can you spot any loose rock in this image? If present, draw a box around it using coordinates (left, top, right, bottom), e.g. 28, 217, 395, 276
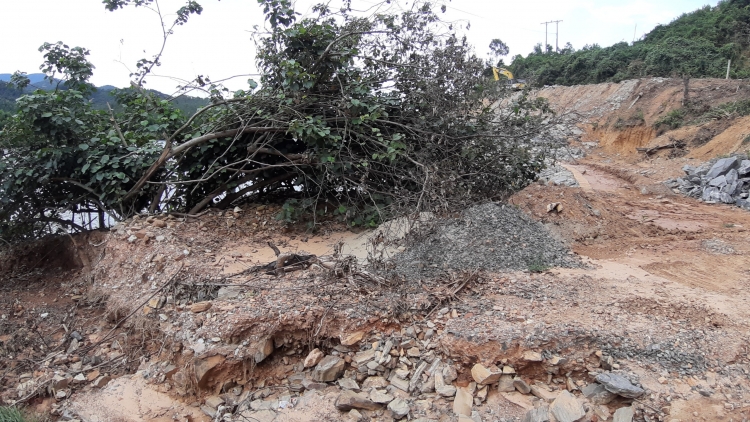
549, 390, 585, 422
312, 356, 345, 382
595, 373, 645, 399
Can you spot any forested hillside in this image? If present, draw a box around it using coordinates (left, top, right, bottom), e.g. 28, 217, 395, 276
0, 74, 207, 125
509, 0, 750, 86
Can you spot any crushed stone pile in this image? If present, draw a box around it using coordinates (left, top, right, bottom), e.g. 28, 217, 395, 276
666, 155, 750, 210
392, 202, 581, 278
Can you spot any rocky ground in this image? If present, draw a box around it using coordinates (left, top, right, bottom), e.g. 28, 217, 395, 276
3, 77, 750, 422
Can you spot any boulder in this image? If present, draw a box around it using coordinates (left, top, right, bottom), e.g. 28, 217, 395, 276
738, 160, 750, 176
595, 373, 645, 399
334, 390, 382, 411
709, 175, 727, 187
312, 356, 345, 382
705, 157, 739, 179
549, 390, 585, 422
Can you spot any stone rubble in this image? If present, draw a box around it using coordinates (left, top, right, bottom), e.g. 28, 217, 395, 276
667, 154, 750, 210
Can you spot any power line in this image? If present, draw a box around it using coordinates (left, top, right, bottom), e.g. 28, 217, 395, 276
541, 20, 562, 53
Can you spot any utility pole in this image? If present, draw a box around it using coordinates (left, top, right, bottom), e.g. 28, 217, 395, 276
555, 20, 562, 52
541, 20, 562, 53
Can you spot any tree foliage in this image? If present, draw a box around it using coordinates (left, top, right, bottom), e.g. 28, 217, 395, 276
510, 0, 750, 86
0, 0, 551, 240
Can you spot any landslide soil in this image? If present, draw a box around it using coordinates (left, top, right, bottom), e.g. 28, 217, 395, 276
3, 78, 750, 421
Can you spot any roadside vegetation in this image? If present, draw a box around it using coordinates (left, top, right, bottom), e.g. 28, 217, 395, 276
0, 0, 552, 241
509, 0, 750, 86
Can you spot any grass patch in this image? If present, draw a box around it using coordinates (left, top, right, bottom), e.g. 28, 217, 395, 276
527, 258, 551, 273
0, 407, 28, 422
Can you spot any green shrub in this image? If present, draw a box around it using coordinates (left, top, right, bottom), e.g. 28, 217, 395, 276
654, 109, 686, 130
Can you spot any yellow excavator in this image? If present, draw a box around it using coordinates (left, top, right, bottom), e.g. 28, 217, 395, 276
492, 67, 526, 90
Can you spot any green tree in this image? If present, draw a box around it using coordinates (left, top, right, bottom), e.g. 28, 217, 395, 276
0, 0, 552, 240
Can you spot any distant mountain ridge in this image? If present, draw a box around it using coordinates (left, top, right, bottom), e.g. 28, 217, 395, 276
0, 73, 207, 115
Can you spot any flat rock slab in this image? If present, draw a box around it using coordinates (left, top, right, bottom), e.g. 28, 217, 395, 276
581, 383, 616, 405
334, 390, 382, 411
522, 406, 550, 422
549, 390, 585, 422
613, 406, 635, 422
595, 373, 645, 399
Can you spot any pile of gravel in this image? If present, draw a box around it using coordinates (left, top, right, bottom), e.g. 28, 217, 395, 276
392, 202, 581, 278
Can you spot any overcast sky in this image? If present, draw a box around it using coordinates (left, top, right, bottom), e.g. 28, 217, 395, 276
1, 0, 717, 95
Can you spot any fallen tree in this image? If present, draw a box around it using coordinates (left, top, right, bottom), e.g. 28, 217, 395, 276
0, 0, 553, 241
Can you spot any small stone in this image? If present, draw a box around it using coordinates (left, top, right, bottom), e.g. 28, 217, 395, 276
334, 390, 382, 411
347, 409, 364, 422
514, 377, 531, 394
312, 356, 345, 382
595, 373, 645, 399
304, 348, 325, 368
388, 398, 410, 419
522, 406, 550, 422
205, 395, 225, 409
362, 376, 389, 389
407, 347, 421, 357
613, 406, 634, 422
338, 378, 360, 391
67, 338, 79, 354
498, 375, 515, 392
190, 302, 212, 313
581, 383, 616, 405
353, 349, 376, 365
522, 351, 543, 362
86, 370, 101, 382
453, 387, 473, 416
471, 364, 502, 385
502, 366, 516, 374
301, 378, 327, 390
549, 390, 585, 422
55, 389, 68, 400
341, 331, 366, 346
530, 384, 558, 402
254, 338, 274, 363
370, 389, 394, 404
390, 376, 410, 392
92, 375, 111, 388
